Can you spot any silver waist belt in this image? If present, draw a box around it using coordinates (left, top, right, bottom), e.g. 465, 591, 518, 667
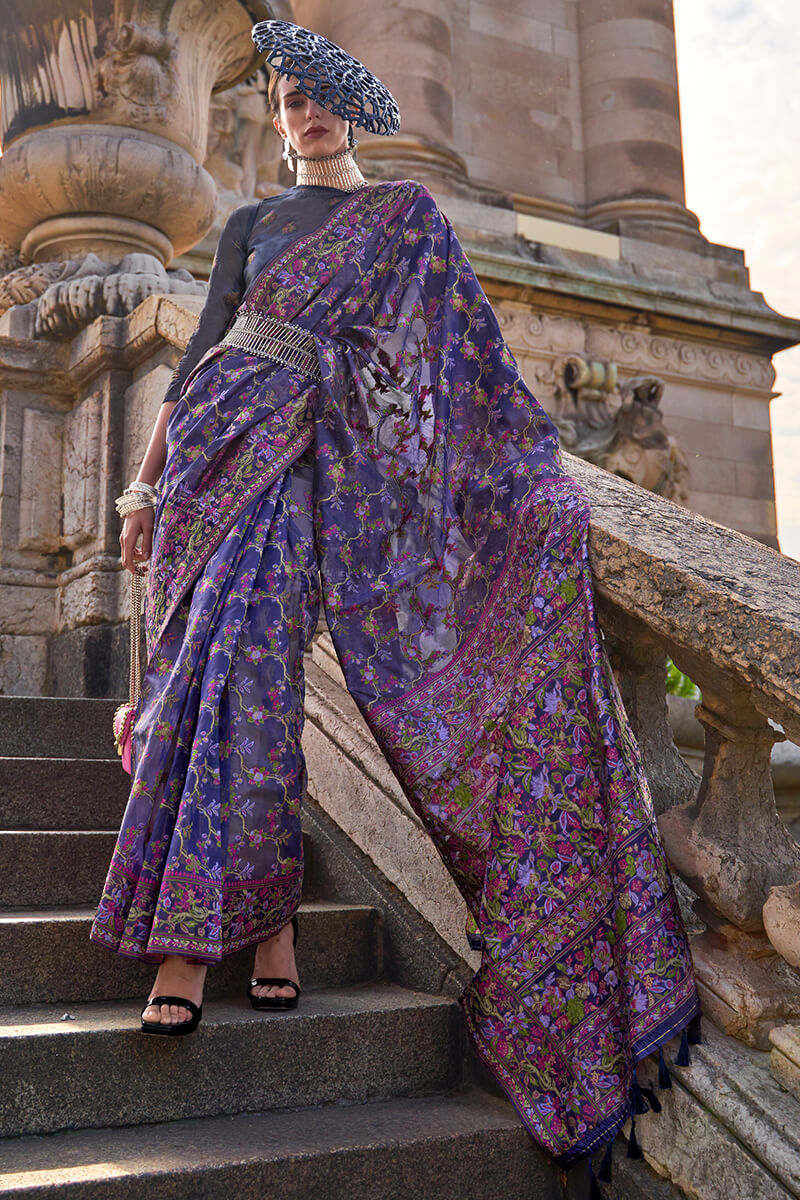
219, 310, 322, 383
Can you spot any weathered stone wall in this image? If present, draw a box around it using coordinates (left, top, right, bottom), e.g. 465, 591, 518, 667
455, 0, 584, 211
492, 295, 778, 542
0, 296, 201, 695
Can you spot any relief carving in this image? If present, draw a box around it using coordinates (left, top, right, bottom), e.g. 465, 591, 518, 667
497, 308, 585, 357
498, 303, 775, 391
0, 238, 22, 274
0, 262, 71, 313
18, 410, 64, 552
63, 393, 104, 550
0, 253, 207, 336
95, 21, 178, 120
589, 326, 775, 391
554, 355, 690, 504
206, 76, 277, 201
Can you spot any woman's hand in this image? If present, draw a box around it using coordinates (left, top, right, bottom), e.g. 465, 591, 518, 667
120, 507, 155, 573
119, 402, 175, 572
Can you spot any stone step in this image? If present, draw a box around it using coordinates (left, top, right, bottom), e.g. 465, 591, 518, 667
0, 757, 130, 830
0, 985, 463, 1139
0, 832, 118, 906
0, 1090, 555, 1200
0, 830, 317, 907
0, 698, 120, 760
0, 901, 382, 1004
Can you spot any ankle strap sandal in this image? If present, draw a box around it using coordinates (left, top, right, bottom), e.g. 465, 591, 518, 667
248, 914, 300, 1011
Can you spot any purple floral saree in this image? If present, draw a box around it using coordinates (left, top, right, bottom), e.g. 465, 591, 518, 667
91, 180, 702, 1167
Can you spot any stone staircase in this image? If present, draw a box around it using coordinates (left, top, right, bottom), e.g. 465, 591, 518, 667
0, 696, 572, 1200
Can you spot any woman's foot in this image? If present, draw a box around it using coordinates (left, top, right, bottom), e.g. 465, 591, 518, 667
141, 956, 207, 1027
250, 919, 300, 1000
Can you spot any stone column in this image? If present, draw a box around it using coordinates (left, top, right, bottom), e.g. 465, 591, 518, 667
293, 0, 471, 193
0, 1, 270, 694
577, 0, 701, 242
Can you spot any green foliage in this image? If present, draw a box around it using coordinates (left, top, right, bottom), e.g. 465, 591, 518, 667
666, 658, 700, 699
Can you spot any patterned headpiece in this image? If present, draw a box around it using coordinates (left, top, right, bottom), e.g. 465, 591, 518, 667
251, 20, 400, 136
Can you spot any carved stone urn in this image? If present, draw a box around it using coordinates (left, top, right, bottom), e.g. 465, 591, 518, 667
0, 0, 270, 328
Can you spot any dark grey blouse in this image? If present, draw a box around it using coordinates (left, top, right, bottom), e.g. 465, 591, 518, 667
162, 184, 352, 405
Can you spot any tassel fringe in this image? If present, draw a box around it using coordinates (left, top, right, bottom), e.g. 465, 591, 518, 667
688, 1011, 703, 1044
626, 1116, 643, 1159
675, 1029, 691, 1066
629, 1072, 648, 1114
579, 1014, 701, 1197
588, 1160, 605, 1200
598, 1137, 614, 1183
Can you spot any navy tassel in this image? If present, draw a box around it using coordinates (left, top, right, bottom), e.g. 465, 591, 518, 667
598, 1137, 614, 1183
581, 1017, 703, 1199
688, 1012, 703, 1044
626, 1116, 643, 1159
675, 1028, 691, 1066
629, 1074, 648, 1114
588, 1160, 605, 1200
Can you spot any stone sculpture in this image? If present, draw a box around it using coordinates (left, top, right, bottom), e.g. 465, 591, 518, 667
0, 253, 205, 337
553, 354, 690, 504
0, 0, 272, 335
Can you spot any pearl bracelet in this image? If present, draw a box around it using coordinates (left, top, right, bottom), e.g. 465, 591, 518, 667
115, 491, 157, 518
115, 479, 159, 519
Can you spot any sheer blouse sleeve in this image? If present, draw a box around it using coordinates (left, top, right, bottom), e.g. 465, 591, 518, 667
161, 202, 260, 404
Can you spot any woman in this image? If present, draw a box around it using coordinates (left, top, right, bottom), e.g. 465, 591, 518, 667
91, 19, 702, 1178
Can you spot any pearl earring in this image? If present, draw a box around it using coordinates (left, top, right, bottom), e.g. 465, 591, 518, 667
282, 136, 296, 172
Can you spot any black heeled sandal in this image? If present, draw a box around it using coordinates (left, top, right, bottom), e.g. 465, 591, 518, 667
140, 995, 202, 1036
248, 913, 301, 1011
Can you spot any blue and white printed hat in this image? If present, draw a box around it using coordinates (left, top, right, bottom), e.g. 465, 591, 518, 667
251, 20, 401, 136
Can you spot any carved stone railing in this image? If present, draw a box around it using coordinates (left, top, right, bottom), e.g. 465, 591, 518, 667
566, 454, 800, 1053
303, 445, 800, 1071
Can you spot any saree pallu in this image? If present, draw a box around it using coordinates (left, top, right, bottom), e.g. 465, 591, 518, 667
91, 180, 701, 1166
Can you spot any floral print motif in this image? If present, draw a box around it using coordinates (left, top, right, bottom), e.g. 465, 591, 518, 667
91, 180, 700, 1166
91, 454, 320, 961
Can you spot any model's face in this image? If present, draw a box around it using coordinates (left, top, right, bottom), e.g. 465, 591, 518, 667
273, 74, 349, 159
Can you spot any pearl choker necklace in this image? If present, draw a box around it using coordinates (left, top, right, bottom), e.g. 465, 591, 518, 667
294, 147, 368, 192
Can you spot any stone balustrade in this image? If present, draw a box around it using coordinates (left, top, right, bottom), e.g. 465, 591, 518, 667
566, 454, 800, 1053
305, 446, 800, 1065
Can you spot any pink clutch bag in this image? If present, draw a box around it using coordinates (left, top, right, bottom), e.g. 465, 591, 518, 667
112, 564, 147, 774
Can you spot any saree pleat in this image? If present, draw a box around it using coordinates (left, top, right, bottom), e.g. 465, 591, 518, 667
92, 451, 319, 962
91, 179, 701, 1166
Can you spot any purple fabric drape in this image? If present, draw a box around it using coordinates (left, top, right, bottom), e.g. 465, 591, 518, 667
92, 180, 701, 1166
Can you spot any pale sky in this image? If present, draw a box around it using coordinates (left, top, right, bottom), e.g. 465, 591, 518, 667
672, 0, 800, 560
